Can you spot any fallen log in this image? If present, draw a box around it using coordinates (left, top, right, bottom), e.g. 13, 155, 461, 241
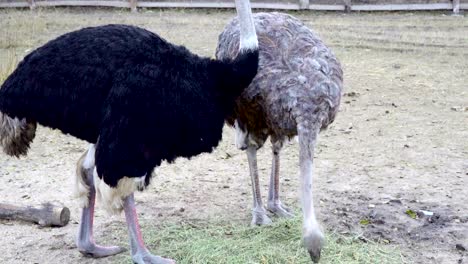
0, 202, 70, 227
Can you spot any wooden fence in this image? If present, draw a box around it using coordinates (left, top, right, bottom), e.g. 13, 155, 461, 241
0, 0, 465, 13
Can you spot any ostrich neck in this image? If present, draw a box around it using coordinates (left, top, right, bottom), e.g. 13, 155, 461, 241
235, 0, 258, 51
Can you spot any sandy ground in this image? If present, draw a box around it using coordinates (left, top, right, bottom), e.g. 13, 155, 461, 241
0, 8, 467, 264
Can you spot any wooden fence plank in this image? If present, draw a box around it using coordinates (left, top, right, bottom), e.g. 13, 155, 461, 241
0, 0, 466, 11
309, 4, 345, 10
351, 3, 452, 10
137, 1, 233, 8
137, 1, 300, 9
34, 0, 130, 7
0, 1, 29, 7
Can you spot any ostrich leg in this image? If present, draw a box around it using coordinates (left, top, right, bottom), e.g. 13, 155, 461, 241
267, 140, 294, 218
123, 193, 175, 264
76, 155, 126, 257
298, 126, 324, 263
246, 146, 272, 225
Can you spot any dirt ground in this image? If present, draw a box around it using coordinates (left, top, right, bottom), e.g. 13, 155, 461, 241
0, 8, 467, 264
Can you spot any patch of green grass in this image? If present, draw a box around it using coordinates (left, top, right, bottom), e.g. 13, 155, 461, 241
122, 217, 404, 264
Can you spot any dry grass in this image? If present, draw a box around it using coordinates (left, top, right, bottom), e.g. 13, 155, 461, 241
0, 52, 18, 84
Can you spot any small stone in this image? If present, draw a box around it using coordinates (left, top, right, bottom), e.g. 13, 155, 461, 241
419, 210, 434, 216
344, 91, 359, 97
455, 244, 466, 251
389, 199, 402, 204
179, 207, 185, 212
374, 219, 385, 225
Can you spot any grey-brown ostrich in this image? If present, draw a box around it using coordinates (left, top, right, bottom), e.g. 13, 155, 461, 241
216, 12, 343, 262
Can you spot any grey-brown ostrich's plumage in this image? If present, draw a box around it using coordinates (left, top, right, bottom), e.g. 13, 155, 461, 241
217, 12, 343, 143
216, 12, 343, 263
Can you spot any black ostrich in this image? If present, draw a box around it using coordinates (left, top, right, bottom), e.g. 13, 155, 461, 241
0, 1, 258, 263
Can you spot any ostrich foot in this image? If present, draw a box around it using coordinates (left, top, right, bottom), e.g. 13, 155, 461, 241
267, 201, 294, 218
251, 207, 272, 226
132, 250, 176, 264
123, 194, 176, 264
78, 242, 126, 258
303, 228, 325, 263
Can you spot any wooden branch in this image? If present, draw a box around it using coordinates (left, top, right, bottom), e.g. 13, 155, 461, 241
0, 202, 70, 227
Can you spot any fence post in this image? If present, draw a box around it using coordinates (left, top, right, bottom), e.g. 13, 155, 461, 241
28, 0, 36, 10
344, 0, 351, 12
299, 0, 309, 9
453, 0, 460, 14
130, 0, 138, 12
